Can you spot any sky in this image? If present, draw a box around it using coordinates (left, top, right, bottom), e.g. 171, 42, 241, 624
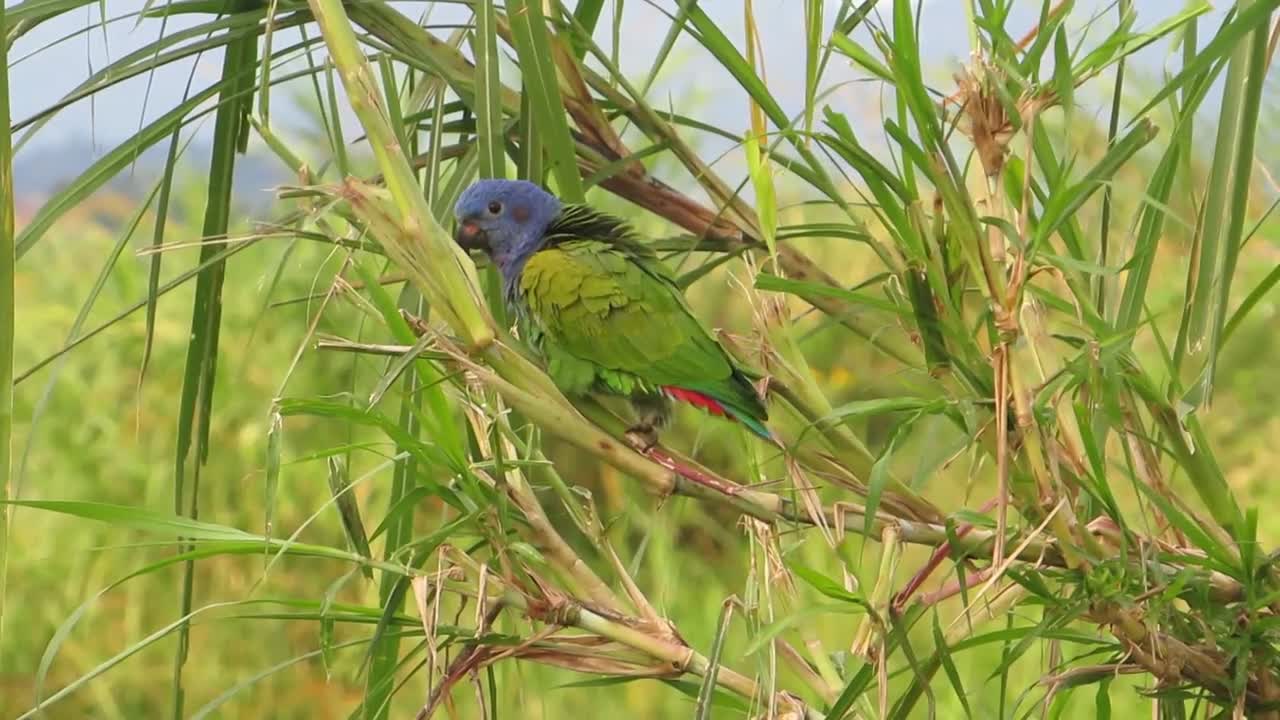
6, 0, 1231, 194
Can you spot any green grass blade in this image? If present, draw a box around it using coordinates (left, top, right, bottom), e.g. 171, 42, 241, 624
932, 613, 973, 718
516, 83, 544, 183
695, 599, 735, 720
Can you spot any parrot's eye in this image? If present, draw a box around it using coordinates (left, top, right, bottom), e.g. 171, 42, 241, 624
487, 201, 503, 215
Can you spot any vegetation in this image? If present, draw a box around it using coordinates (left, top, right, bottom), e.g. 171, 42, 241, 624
4, 1, 1280, 718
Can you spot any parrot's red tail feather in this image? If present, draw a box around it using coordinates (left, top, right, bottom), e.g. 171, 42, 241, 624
661, 386, 775, 442
661, 386, 729, 417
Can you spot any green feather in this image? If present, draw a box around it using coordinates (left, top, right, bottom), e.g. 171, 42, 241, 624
516, 204, 768, 427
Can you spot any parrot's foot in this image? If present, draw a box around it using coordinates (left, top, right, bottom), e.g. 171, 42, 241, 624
624, 424, 660, 454
627, 393, 669, 453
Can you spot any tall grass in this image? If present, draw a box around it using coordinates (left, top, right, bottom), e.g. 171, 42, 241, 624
5, 1, 1280, 718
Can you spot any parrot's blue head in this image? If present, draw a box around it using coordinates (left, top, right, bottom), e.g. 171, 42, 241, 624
453, 180, 562, 281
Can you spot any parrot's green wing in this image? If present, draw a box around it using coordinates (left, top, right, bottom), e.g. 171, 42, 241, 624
518, 204, 767, 422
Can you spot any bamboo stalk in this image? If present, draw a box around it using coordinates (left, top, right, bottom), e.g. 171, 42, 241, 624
307, 0, 492, 349
464, 401, 623, 613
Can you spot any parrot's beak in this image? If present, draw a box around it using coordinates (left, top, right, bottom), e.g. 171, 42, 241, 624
454, 220, 488, 251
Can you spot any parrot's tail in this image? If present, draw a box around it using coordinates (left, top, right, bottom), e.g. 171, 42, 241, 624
662, 386, 778, 444
724, 406, 779, 443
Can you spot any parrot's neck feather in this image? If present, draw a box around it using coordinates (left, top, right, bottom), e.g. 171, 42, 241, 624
541, 204, 642, 248
497, 204, 647, 304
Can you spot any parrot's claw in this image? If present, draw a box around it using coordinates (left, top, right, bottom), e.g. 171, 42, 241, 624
624, 425, 660, 454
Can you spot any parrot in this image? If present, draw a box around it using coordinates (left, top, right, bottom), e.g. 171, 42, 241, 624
452, 179, 771, 450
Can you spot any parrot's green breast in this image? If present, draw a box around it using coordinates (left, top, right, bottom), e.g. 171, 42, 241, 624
514, 205, 767, 425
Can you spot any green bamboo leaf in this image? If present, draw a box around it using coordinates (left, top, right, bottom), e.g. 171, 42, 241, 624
473, 0, 505, 180
1052, 24, 1074, 120
264, 407, 282, 543
367, 332, 438, 409
1095, 678, 1113, 719
504, 0, 583, 201
790, 564, 868, 607
1072, 2, 1209, 78
327, 457, 374, 579
863, 419, 908, 542
1205, 5, 1272, 402
803, 0, 823, 141
826, 397, 936, 421
825, 663, 874, 719
170, 15, 258, 711
744, 127, 778, 256
1032, 119, 1157, 252
1130, 0, 1280, 121
4, 0, 98, 42
5, 499, 252, 540
516, 79, 544, 185
635, 0, 692, 97
1019, 0, 1069, 79
755, 274, 908, 317
888, 0, 943, 146
932, 613, 972, 718
742, 0, 777, 254
682, 3, 789, 132
1132, 480, 1237, 573
569, 0, 605, 59
350, 256, 464, 463
276, 398, 459, 478
829, 31, 892, 84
